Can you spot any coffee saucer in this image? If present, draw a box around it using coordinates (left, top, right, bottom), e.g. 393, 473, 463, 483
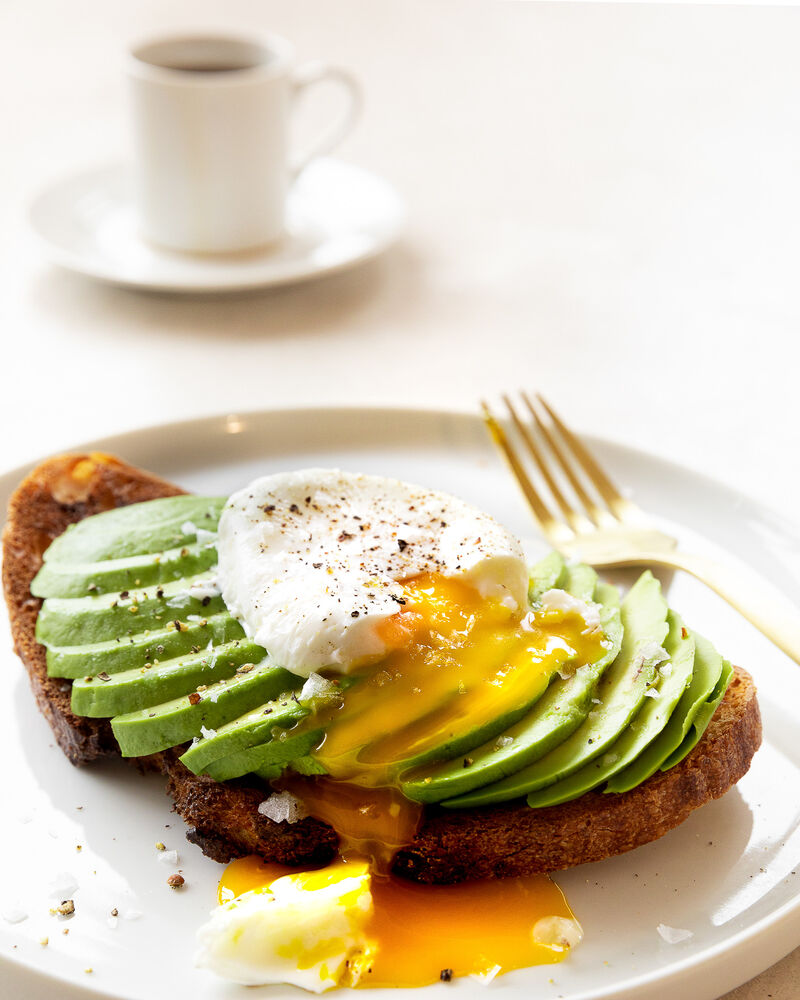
28, 158, 405, 293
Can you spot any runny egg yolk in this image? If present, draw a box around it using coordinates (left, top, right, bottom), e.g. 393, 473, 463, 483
218, 856, 582, 988
308, 571, 607, 788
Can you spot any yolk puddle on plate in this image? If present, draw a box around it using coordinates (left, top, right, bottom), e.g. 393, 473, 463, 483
218, 855, 580, 988
307, 572, 608, 788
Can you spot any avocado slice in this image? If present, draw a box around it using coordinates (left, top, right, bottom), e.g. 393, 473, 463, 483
443, 571, 669, 807
201, 725, 326, 782
525, 609, 695, 807
405, 575, 623, 805
32, 540, 218, 599
659, 657, 733, 770
180, 677, 358, 777
180, 698, 309, 774
36, 573, 226, 646
529, 551, 569, 601
40, 496, 225, 564
70, 639, 265, 717
45, 612, 244, 679
605, 631, 724, 792
111, 661, 299, 757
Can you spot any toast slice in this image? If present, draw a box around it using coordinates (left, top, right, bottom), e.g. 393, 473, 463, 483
3, 454, 762, 883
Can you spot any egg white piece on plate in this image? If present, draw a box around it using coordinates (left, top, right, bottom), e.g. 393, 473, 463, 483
217, 469, 528, 676
195, 862, 375, 991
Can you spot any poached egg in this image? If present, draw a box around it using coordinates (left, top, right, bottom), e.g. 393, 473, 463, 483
216, 469, 529, 676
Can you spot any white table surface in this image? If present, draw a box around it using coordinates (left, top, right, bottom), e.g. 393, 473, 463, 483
1, 2, 799, 997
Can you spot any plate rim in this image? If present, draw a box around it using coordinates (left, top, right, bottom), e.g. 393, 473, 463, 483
1, 403, 795, 537
27, 160, 406, 293
2, 401, 800, 1000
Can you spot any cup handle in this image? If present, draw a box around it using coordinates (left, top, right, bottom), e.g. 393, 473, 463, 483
289, 61, 362, 177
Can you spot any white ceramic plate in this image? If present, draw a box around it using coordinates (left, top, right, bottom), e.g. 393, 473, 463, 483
2, 406, 800, 1000
28, 159, 404, 293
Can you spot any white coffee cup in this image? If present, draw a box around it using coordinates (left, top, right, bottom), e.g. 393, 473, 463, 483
128, 33, 361, 254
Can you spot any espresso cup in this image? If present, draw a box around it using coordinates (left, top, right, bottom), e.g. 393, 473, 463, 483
128, 33, 361, 254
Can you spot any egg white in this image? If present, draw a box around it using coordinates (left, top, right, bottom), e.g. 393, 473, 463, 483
216, 469, 528, 677
195, 862, 375, 991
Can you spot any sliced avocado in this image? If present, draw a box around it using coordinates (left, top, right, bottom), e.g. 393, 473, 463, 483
525, 610, 695, 807
443, 571, 669, 807
40, 496, 225, 564
36, 573, 225, 646
407, 574, 623, 805
202, 726, 326, 782
290, 756, 328, 777
71, 639, 265, 717
529, 551, 568, 602
606, 631, 724, 792
659, 657, 733, 770
46, 612, 244, 679
180, 698, 308, 774
180, 677, 358, 777
111, 661, 298, 757
32, 540, 218, 599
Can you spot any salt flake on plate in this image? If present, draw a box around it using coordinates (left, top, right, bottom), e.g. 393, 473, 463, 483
657, 923, 693, 944
48, 872, 79, 898
469, 964, 502, 985
2, 902, 28, 924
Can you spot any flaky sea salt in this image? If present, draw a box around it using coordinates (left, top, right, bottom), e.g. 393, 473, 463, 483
469, 964, 503, 985
181, 520, 197, 536
189, 578, 221, 600
657, 923, 693, 944
200, 726, 217, 740
47, 872, 79, 898
532, 916, 583, 951
539, 589, 602, 630
258, 791, 309, 825
2, 902, 28, 924
300, 673, 340, 702
157, 850, 179, 865
638, 642, 669, 667
494, 735, 514, 751
167, 593, 191, 609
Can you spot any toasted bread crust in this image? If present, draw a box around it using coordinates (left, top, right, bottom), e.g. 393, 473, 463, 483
2, 454, 185, 765
3, 455, 762, 882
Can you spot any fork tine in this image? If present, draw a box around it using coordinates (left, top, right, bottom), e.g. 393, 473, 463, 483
480, 401, 572, 546
536, 394, 637, 522
502, 394, 593, 534
519, 391, 613, 529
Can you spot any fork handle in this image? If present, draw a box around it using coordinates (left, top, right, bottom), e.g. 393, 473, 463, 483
625, 550, 800, 666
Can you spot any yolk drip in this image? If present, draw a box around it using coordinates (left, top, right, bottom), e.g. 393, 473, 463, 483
275, 776, 423, 872
310, 572, 607, 787
218, 856, 581, 988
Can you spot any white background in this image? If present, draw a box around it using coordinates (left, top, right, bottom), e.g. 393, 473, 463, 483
1, 2, 799, 997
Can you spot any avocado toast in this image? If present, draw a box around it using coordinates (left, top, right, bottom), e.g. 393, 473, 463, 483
2, 452, 762, 883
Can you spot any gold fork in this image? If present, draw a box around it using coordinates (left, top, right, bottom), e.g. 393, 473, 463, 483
483, 391, 800, 666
